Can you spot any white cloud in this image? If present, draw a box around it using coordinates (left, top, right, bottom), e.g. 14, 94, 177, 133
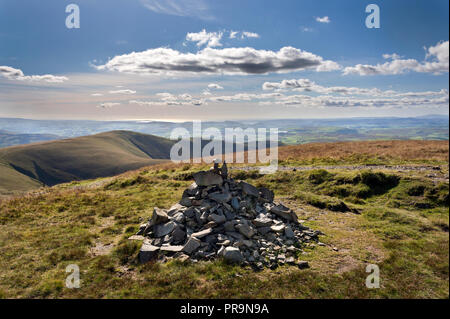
241, 31, 260, 39
229, 30, 260, 40
382, 53, 402, 60
262, 78, 449, 99
0, 65, 68, 83
109, 89, 137, 94
229, 31, 239, 39
97, 102, 120, 108
91, 93, 104, 96
208, 83, 223, 90
343, 40, 449, 75
140, 0, 213, 20
97, 46, 341, 76
186, 29, 223, 48
315, 16, 331, 23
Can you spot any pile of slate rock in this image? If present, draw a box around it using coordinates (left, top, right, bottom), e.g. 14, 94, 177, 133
132, 162, 320, 270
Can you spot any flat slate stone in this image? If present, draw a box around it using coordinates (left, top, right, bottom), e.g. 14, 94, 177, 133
208, 213, 226, 224
236, 224, 256, 238
208, 191, 232, 203
139, 244, 159, 263
154, 221, 176, 238
160, 245, 184, 253
270, 204, 298, 223
192, 228, 213, 239
151, 207, 169, 226
183, 237, 201, 254
239, 182, 259, 197
252, 217, 273, 228
193, 171, 223, 186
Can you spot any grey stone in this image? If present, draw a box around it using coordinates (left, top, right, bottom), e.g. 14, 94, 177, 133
154, 221, 176, 238
183, 207, 196, 218
139, 244, 159, 263
172, 226, 186, 243
192, 228, 213, 239
271, 224, 285, 233
284, 226, 295, 238
224, 210, 236, 221
252, 217, 273, 228
172, 212, 185, 224
182, 237, 201, 254
193, 171, 223, 186
224, 221, 235, 232
179, 197, 193, 207
223, 247, 244, 264
258, 187, 274, 202
257, 227, 272, 235
208, 213, 226, 224
239, 182, 259, 197
160, 245, 184, 253
167, 203, 184, 215
236, 223, 256, 238
270, 204, 298, 223
226, 231, 244, 240
151, 207, 169, 226
208, 191, 232, 203
231, 197, 240, 210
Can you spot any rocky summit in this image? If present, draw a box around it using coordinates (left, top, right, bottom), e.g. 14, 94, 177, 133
132, 162, 320, 270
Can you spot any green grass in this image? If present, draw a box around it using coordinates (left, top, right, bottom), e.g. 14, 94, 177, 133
0, 153, 448, 298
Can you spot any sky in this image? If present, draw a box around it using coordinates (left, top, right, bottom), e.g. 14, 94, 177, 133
0, 0, 448, 121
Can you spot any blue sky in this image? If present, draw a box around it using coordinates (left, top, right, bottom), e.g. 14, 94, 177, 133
0, 0, 448, 120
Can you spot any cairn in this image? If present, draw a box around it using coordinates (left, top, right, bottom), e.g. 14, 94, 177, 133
132, 162, 320, 270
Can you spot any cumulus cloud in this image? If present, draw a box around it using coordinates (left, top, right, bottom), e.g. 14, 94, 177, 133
208, 83, 223, 90
0, 65, 68, 83
140, 0, 213, 20
315, 16, 331, 23
109, 89, 137, 94
343, 40, 449, 75
186, 29, 223, 48
97, 46, 341, 76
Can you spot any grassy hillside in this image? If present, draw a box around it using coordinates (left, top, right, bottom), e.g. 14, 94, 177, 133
0, 140, 448, 298
0, 163, 43, 195
0, 131, 173, 192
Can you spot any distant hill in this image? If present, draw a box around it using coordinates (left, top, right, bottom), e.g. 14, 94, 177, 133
0, 130, 61, 148
0, 131, 174, 194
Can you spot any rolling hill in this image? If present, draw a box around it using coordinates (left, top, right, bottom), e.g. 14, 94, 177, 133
0, 131, 174, 194
0, 130, 276, 195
